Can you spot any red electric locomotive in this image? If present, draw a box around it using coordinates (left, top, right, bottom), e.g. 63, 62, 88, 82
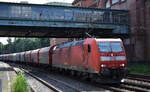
52, 38, 127, 83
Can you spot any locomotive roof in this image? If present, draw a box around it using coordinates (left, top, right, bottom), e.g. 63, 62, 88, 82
95, 38, 122, 42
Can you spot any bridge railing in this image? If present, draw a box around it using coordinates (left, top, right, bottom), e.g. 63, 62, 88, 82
0, 2, 129, 25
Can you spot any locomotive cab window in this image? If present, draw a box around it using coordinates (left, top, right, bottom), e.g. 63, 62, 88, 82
98, 42, 123, 52
111, 42, 124, 52
98, 42, 111, 52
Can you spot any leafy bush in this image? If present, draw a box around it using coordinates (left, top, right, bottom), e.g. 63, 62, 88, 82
12, 72, 28, 92
129, 64, 150, 75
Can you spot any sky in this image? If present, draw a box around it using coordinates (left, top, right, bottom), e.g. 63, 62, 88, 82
0, 0, 74, 44
0, 37, 12, 44
0, 0, 74, 4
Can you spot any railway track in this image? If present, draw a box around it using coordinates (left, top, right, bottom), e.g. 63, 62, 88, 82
21, 68, 102, 92
67, 74, 150, 92
31, 69, 128, 92
13, 67, 61, 92
91, 81, 150, 92
121, 82, 150, 92
43, 74, 82, 92
87, 81, 149, 92
127, 74, 150, 83
124, 79, 150, 88
10, 63, 150, 92
12, 65, 86, 92
10, 63, 109, 91
118, 74, 150, 92
128, 74, 150, 79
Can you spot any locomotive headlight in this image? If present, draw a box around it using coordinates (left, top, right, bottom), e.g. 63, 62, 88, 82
121, 79, 125, 82
101, 64, 106, 67
120, 64, 125, 67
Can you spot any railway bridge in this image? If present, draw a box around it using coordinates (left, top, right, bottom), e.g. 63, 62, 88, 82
0, 2, 129, 37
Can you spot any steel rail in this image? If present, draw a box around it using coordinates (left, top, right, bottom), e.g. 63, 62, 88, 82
14, 65, 82, 92
122, 81, 150, 89
127, 74, 150, 83
11, 63, 150, 92
120, 84, 148, 92
128, 74, 150, 79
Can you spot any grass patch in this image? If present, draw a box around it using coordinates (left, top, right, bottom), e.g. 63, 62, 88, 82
128, 64, 150, 75
12, 72, 29, 92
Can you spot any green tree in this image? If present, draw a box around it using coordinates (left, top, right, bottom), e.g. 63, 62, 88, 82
0, 42, 4, 54
1, 38, 50, 54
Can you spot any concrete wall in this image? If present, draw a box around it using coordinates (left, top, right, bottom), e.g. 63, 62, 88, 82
110, 0, 146, 62
145, 1, 150, 61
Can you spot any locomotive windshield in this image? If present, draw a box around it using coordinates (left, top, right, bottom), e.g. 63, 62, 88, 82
98, 42, 123, 52
111, 42, 123, 52
98, 42, 111, 52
